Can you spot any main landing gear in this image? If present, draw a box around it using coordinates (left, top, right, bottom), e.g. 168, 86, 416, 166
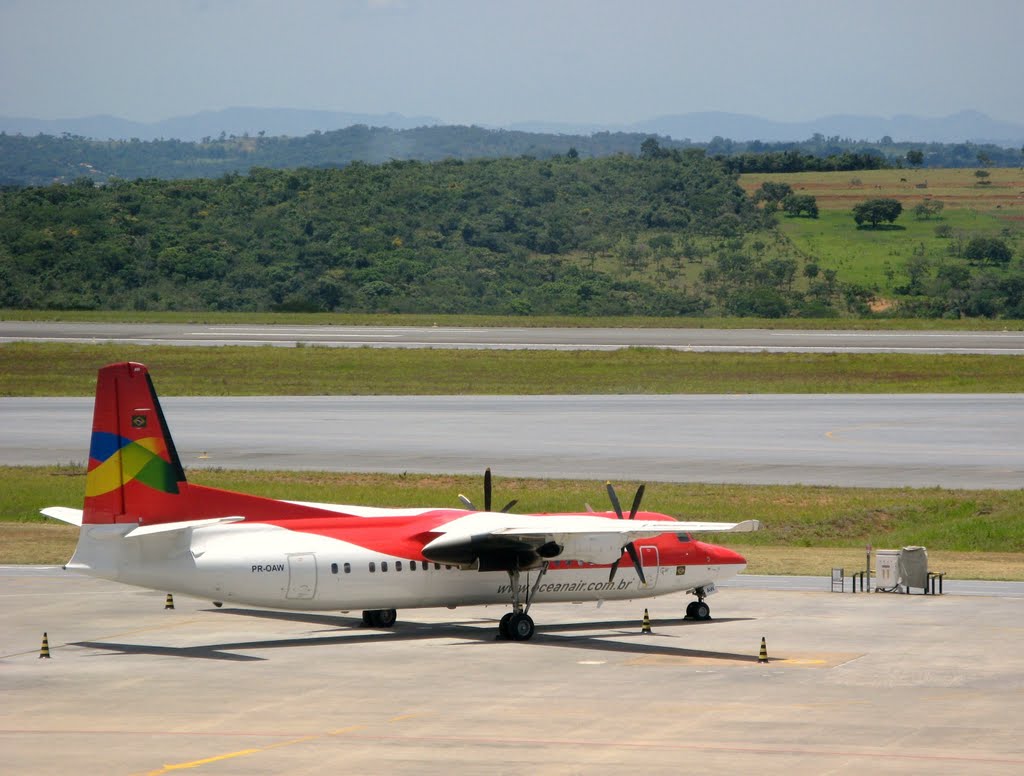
362, 608, 397, 628
497, 562, 550, 641
685, 587, 712, 621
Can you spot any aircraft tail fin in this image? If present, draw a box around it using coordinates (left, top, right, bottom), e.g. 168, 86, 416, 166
84, 362, 189, 525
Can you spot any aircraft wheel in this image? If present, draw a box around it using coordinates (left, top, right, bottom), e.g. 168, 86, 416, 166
363, 609, 398, 627
685, 601, 698, 618
692, 601, 711, 621
375, 608, 398, 628
498, 612, 514, 640
508, 612, 535, 641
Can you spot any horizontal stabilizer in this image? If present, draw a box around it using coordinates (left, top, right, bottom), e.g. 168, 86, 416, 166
123, 516, 245, 538
41, 507, 84, 526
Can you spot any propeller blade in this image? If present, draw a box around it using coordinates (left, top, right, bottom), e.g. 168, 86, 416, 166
457, 494, 477, 510
584, 503, 595, 513
625, 541, 647, 586
608, 557, 621, 583
484, 467, 492, 512
606, 482, 624, 520
500, 499, 518, 513
627, 484, 645, 521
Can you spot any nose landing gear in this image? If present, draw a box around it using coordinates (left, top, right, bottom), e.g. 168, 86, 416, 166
686, 587, 713, 621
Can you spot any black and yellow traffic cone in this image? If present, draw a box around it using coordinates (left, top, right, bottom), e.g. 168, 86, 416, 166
164, 593, 174, 610
641, 608, 652, 634
758, 636, 769, 663
39, 632, 51, 659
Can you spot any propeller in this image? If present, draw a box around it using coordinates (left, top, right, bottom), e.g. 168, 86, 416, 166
606, 481, 647, 585
458, 467, 518, 513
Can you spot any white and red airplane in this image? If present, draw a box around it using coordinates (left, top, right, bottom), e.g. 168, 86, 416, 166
43, 362, 760, 641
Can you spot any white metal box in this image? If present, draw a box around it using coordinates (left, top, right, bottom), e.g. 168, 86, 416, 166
876, 550, 901, 589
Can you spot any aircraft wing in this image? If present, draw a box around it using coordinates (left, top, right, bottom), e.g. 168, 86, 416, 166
422, 513, 760, 567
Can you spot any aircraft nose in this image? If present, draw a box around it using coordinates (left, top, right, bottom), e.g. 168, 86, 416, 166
714, 546, 747, 567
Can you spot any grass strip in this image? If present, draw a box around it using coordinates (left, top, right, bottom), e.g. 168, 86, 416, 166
5, 466, 1023, 578
4, 343, 1024, 395
3, 309, 1024, 330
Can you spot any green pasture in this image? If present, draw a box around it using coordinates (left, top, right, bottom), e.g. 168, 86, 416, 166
3, 343, 1024, 395
776, 208, 1016, 292
741, 167, 1024, 294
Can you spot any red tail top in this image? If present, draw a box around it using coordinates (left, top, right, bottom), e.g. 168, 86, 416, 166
84, 362, 187, 524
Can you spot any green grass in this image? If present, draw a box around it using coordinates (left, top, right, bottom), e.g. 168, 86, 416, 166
776, 208, 1015, 292
3, 308, 1024, 331
740, 168, 1024, 297
4, 343, 1024, 395
8, 465, 1024, 554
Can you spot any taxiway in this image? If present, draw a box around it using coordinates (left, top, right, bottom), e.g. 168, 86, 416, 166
3, 569, 1021, 774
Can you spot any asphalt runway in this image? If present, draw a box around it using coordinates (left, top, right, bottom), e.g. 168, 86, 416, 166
3, 394, 1023, 488
3, 569, 1022, 775
4, 320, 1024, 353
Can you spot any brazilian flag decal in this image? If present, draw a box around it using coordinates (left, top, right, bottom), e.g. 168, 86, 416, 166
86, 431, 180, 497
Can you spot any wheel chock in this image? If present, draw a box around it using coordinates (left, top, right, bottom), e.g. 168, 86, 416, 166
164, 593, 174, 610
39, 632, 51, 659
758, 636, 769, 663
641, 608, 652, 634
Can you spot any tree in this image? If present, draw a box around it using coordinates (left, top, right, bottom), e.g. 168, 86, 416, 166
640, 137, 666, 160
753, 181, 793, 205
964, 236, 1012, 266
782, 193, 818, 218
974, 169, 991, 185
906, 149, 924, 167
912, 200, 945, 220
852, 198, 902, 228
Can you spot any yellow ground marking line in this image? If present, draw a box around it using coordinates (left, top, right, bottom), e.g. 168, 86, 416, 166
139, 725, 369, 774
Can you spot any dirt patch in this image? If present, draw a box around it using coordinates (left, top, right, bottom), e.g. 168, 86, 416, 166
869, 298, 896, 313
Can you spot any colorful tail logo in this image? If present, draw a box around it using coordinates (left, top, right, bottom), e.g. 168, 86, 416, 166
86, 431, 180, 497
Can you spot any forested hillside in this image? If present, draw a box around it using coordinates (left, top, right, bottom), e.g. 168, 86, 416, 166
3, 124, 1020, 187
0, 151, 775, 315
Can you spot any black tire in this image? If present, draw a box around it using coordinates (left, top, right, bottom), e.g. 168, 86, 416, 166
361, 610, 374, 626
693, 601, 711, 621
685, 601, 698, 618
375, 608, 398, 628
508, 612, 535, 641
498, 612, 514, 640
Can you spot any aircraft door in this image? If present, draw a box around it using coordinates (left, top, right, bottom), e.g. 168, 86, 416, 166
286, 553, 318, 599
639, 545, 659, 589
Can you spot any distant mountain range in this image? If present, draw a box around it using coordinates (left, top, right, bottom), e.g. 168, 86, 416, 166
2, 107, 1022, 146
0, 108, 443, 142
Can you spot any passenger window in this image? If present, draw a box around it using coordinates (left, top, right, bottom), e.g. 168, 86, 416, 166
331, 563, 338, 574
382, 561, 389, 572
344, 562, 351, 574
396, 561, 403, 572
410, 560, 417, 570
369, 562, 376, 573
676, 533, 692, 543
434, 563, 441, 570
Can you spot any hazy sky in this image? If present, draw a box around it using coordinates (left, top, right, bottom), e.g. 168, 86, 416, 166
2, 0, 1022, 125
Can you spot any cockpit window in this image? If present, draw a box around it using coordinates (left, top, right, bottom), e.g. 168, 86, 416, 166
676, 533, 692, 543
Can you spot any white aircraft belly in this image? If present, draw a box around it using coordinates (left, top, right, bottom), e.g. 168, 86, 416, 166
75, 521, 743, 612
